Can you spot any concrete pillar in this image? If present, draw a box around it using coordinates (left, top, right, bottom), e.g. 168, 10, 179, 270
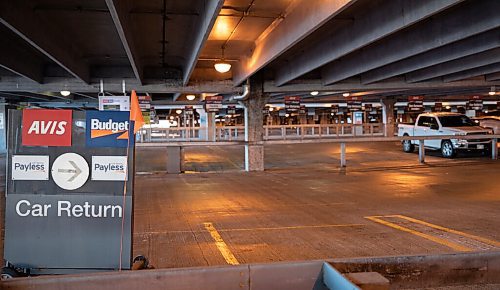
243, 76, 269, 172
381, 97, 396, 137
199, 110, 215, 141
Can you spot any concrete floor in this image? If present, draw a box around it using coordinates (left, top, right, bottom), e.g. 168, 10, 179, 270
133, 143, 500, 269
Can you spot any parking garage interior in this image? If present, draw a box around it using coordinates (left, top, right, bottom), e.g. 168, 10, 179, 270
1, 0, 500, 289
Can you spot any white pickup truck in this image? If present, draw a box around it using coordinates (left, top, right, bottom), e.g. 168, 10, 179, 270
398, 112, 493, 158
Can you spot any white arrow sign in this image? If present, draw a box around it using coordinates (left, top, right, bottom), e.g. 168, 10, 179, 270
51, 153, 89, 190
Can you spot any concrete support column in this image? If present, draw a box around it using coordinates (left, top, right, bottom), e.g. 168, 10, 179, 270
381, 97, 396, 137
243, 76, 269, 172
207, 112, 216, 141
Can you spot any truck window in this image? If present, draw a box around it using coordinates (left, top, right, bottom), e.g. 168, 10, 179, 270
417, 117, 430, 127
429, 117, 439, 129
438, 115, 475, 127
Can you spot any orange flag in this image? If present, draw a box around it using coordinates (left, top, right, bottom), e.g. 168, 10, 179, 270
130, 90, 144, 134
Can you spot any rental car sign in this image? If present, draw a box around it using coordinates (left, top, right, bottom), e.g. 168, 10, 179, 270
22, 109, 72, 146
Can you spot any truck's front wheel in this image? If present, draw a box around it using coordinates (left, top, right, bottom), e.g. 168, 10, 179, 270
441, 140, 456, 158
402, 139, 414, 153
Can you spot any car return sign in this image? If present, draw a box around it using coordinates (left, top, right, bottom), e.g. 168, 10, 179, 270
4, 110, 134, 274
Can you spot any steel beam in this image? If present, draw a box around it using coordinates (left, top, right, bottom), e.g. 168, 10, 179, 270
0, 77, 241, 94
263, 79, 500, 93
182, 0, 224, 85
321, 0, 500, 85
105, 0, 144, 85
486, 72, 500, 82
0, 44, 43, 83
0, 1, 90, 83
443, 62, 500, 83
274, 0, 464, 86
232, 0, 357, 86
361, 29, 500, 84
406, 48, 500, 83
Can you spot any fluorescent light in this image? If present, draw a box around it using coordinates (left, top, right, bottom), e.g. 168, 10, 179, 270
60, 90, 71, 97
342, 92, 350, 97
214, 61, 231, 73
186, 94, 196, 101
310, 91, 319, 96
175, 109, 182, 114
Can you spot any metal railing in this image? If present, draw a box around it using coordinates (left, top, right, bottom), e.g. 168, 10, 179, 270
138, 123, 384, 142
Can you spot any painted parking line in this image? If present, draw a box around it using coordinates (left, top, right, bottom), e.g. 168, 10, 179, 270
365, 215, 500, 252
135, 223, 364, 236
203, 222, 240, 265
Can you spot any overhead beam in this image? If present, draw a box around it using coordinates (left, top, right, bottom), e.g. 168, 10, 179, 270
443, 62, 500, 83
0, 41, 43, 83
105, 0, 144, 85
172, 93, 182, 102
0, 77, 241, 94
263, 79, 500, 93
232, 0, 357, 86
182, 0, 224, 85
486, 72, 500, 82
321, 0, 500, 85
0, 1, 90, 83
274, 0, 464, 86
0, 91, 51, 102
406, 48, 500, 83
361, 29, 500, 84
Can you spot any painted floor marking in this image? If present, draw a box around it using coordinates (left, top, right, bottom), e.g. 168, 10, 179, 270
203, 222, 240, 265
135, 223, 364, 236
366, 215, 500, 252
366, 215, 472, 251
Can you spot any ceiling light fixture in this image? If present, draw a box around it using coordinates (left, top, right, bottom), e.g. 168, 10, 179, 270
342, 92, 350, 97
310, 91, 319, 96
60, 90, 71, 97
489, 86, 496, 96
214, 46, 231, 73
186, 94, 196, 101
175, 109, 182, 114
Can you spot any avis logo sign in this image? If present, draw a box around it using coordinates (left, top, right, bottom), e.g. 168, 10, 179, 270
86, 111, 133, 148
22, 109, 72, 146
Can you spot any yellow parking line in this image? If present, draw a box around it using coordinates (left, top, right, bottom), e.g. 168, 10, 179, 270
393, 215, 500, 248
365, 216, 473, 252
203, 222, 240, 265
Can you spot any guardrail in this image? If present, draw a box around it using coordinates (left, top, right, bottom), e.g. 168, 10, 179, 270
138, 123, 385, 143
137, 134, 500, 172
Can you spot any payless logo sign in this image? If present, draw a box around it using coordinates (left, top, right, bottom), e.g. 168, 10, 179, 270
86, 111, 133, 148
22, 109, 72, 146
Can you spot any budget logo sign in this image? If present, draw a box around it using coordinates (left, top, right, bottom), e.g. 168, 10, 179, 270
22, 109, 72, 146
86, 111, 133, 148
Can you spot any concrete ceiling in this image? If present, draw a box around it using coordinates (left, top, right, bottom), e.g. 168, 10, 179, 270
0, 0, 499, 105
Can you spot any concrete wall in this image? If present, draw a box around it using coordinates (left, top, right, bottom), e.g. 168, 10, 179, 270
3, 252, 500, 290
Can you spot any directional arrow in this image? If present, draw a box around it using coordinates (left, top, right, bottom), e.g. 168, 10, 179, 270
57, 160, 82, 182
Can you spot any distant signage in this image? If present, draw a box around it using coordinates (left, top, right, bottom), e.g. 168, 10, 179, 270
22, 109, 72, 147
205, 96, 223, 112
185, 105, 194, 115
299, 105, 307, 115
262, 107, 270, 115
467, 96, 483, 110
226, 105, 236, 115
434, 102, 443, 112
347, 96, 362, 112
11, 155, 49, 180
285, 96, 301, 113
407, 96, 424, 112
98, 95, 130, 111
331, 104, 339, 114
86, 111, 133, 148
92, 156, 128, 181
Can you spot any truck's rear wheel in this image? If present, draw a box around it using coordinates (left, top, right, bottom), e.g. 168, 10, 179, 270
402, 135, 414, 153
441, 140, 456, 158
